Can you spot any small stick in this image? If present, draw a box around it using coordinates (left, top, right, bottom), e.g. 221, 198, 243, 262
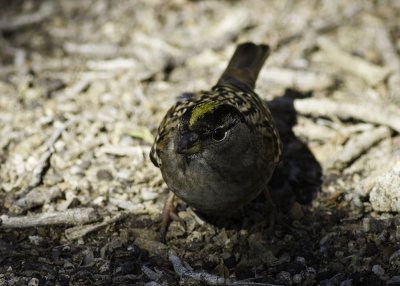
169, 251, 232, 285
317, 37, 390, 86
169, 251, 281, 286
0, 208, 99, 228
260, 68, 335, 92
293, 98, 400, 133
56, 77, 92, 100
64, 43, 118, 57
370, 16, 400, 104
15, 187, 62, 212
141, 265, 163, 282
64, 212, 127, 240
171, 9, 251, 67
275, 4, 364, 49
328, 126, 391, 171
17, 119, 75, 197
0, 2, 56, 32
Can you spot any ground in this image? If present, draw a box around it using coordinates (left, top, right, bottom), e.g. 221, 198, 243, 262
1, 0, 400, 285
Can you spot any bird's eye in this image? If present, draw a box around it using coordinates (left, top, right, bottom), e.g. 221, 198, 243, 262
212, 128, 227, 141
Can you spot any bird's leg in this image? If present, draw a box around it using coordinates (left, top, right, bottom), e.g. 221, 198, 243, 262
160, 192, 175, 242
264, 187, 277, 234
160, 192, 185, 243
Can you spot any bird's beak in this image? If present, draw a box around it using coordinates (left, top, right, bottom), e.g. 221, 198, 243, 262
176, 132, 201, 155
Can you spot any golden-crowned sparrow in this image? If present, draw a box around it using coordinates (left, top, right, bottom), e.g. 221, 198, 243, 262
150, 42, 282, 237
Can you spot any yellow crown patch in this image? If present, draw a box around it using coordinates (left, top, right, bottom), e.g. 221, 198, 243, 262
189, 102, 218, 126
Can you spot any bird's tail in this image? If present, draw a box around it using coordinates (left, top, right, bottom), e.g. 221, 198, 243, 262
215, 42, 270, 91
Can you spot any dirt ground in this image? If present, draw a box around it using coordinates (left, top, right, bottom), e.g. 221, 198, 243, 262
1, 0, 400, 285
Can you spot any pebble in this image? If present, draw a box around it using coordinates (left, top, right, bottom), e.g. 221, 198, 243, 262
303, 267, 316, 283
28, 278, 39, 286
97, 169, 113, 181
295, 256, 306, 264
389, 249, 400, 262
339, 279, 352, 286
372, 264, 385, 276
141, 189, 159, 201
293, 273, 302, 284
370, 161, 400, 212
277, 271, 291, 284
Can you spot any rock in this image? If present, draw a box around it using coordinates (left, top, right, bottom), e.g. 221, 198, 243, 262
372, 264, 385, 277
134, 237, 168, 258
141, 189, 159, 201
370, 161, 400, 212
28, 278, 39, 286
276, 271, 292, 285
96, 169, 113, 181
293, 273, 303, 284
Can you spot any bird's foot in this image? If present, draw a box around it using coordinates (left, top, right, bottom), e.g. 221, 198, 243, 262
160, 192, 185, 243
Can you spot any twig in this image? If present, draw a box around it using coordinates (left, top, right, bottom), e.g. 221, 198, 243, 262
327, 126, 391, 171
141, 266, 163, 282
205, 10, 251, 51
169, 251, 232, 285
95, 145, 150, 158
86, 58, 138, 71
317, 37, 390, 86
64, 42, 119, 57
293, 118, 337, 141
369, 16, 400, 104
15, 186, 62, 212
293, 98, 400, 133
0, 2, 56, 32
275, 4, 364, 49
0, 59, 74, 77
17, 119, 75, 197
56, 77, 92, 100
171, 9, 251, 67
367, 17, 400, 73
260, 68, 335, 92
0, 208, 99, 228
64, 212, 127, 240
169, 252, 282, 286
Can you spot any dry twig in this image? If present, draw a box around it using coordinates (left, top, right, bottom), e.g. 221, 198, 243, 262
172, 9, 251, 67
169, 251, 282, 286
260, 68, 335, 92
317, 37, 390, 86
275, 4, 364, 49
15, 186, 62, 212
327, 126, 391, 171
0, 208, 99, 228
293, 98, 400, 133
17, 119, 76, 197
0, 2, 56, 32
64, 212, 127, 240
169, 251, 233, 285
370, 16, 400, 104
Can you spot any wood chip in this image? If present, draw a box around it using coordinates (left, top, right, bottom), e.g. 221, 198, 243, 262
0, 208, 100, 228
